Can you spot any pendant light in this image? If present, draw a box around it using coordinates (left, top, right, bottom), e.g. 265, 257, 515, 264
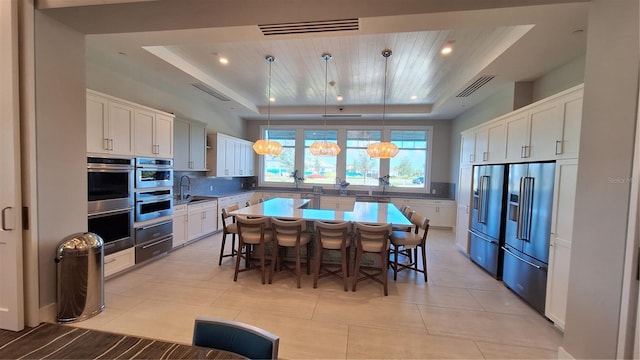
367, 49, 399, 159
309, 53, 341, 157
253, 55, 283, 156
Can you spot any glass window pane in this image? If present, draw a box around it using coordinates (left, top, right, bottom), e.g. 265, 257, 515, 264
304, 130, 338, 185
346, 130, 380, 186
389, 130, 427, 188
262, 129, 295, 183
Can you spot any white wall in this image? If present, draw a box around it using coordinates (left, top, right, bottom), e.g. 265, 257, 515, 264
563, 1, 639, 358
34, 11, 87, 308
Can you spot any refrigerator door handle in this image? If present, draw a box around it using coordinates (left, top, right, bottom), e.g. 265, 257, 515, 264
502, 246, 547, 271
523, 176, 534, 241
469, 229, 498, 244
516, 177, 525, 239
477, 175, 489, 224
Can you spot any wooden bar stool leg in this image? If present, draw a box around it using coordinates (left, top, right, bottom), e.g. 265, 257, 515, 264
352, 247, 362, 292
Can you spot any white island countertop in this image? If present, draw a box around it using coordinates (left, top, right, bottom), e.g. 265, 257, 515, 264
230, 198, 411, 226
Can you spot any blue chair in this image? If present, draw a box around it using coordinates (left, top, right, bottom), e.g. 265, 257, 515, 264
192, 316, 279, 360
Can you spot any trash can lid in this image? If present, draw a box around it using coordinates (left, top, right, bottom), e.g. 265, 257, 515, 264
56, 232, 104, 258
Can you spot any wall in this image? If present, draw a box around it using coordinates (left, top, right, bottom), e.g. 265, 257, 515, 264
86, 48, 246, 138
563, 1, 639, 358
34, 11, 87, 309
532, 55, 585, 102
246, 118, 452, 183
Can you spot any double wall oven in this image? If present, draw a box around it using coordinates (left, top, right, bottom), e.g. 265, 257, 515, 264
87, 157, 134, 256
133, 158, 174, 263
87, 157, 175, 263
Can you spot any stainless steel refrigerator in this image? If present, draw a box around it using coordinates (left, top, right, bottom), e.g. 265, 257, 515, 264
502, 162, 555, 314
468, 164, 506, 279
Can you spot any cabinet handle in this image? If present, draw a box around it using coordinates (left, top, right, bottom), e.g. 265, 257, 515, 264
103, 138, 109, 150
521, 145, 530, 158
104, 258, 117, 265
2, 207, 14, 231
555, 140, 563, 155
465, 205, 470, 214
108, 138, 114, 150
469, 153, 474, 163
482, 151, 488, 162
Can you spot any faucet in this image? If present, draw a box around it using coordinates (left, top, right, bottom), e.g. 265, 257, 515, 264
179, 175, 191, 200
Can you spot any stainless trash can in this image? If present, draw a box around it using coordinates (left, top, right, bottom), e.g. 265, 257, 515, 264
55, 232, 105, 323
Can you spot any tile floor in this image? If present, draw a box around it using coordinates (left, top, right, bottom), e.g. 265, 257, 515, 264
72, 229, 563, 359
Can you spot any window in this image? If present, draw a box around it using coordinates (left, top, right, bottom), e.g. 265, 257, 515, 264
345, 130, 380, 186
304, 130, 338, 185
389, 130, 428, 188
262, 129, 296, 183
258, 125, 432, 192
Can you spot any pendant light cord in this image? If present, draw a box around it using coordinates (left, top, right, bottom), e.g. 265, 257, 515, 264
266, 56, 273, 141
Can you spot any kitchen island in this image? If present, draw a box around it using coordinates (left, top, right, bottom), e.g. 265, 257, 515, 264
229, 197, 412, 226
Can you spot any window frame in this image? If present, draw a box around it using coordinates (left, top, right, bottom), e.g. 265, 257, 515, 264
256, 124, 433, 194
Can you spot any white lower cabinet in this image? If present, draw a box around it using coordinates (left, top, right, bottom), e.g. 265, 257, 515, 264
455, 204, 470, 253
104, 248, 135, 277
320, 196, 355, 211
424, 201, 455, 228
187, 200, 218, 241
172, 204, 188, 248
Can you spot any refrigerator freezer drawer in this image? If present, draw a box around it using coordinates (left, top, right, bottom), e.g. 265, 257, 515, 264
468, 230, 502, 279
502, 246, 548, 314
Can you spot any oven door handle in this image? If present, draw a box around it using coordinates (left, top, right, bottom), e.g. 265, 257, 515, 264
136, 196, 173, 203
138, 219, 173, 230
89, 207, 134, 217
141, 236, 172, 249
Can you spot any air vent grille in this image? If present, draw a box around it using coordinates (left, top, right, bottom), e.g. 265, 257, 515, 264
192, 83, 231, 102
259, 18, 359, 36
323, 114, 362, 118
456, 75, 495, 97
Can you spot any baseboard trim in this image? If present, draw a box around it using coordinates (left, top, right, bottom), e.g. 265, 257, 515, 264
39, 303, 56, 324
558, 346, 575, 359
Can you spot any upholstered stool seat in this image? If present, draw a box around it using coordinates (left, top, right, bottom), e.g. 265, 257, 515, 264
271, 218, 312, 288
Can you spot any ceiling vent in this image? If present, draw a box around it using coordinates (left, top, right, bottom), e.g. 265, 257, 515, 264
323, 114, 362, 118
259, 18, 359, 36
192, 83, 231, 102
456, 75, 495, 97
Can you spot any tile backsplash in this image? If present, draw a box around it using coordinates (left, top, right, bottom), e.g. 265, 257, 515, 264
174, 171, 253, 197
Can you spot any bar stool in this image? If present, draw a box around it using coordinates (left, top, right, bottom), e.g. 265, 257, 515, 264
389, 213, 430, 281
351, 222, 393, 296
219, 205, 239, 265
270, 218, 312, 288
235, 216, 274, 284
313, 220, 352, 291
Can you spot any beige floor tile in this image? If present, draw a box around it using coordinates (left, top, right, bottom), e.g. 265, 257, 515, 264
234, 311, 349, 359
418, 305, 563, 350
105, 271, 157, 294
347, 325, 484, 359
98, 299, 240, 344
469, 289, 541, 316
67, 307, 126, 331
211, 282, 320, 320
104, 291, 146, 311
475, 341, 559, 359
385, 282, 485, 310
119, 279, 228, 307
313, 293, 426, 332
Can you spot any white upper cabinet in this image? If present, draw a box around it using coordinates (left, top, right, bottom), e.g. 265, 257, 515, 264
87, 89, 174, 158
459, 85, 584, 165
504, 110, 530, 162
134, 109, 173, 158
173, 118, 207, 171
87, 91, 135, 156
474, 120, 506, 163
208, 133, 255, 177
504, 85, 583, 162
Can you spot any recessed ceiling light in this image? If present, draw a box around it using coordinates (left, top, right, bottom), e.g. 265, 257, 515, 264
441, 41, 455, 56
336, 95, 344, 102
269, 97, 275, 102
410, 95, 418, 100
219, 57, 229, 65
